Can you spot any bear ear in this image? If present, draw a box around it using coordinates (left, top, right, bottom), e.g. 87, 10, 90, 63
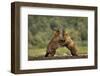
64, 32, 69, 35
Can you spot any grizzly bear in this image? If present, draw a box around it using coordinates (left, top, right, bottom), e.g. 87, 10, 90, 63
45, 28, 78, 57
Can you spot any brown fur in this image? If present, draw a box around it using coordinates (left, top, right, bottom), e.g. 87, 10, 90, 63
63, 32, 78, 56
45, 30, 78, 57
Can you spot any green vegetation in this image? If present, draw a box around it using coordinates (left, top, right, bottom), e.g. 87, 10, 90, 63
28, 46, 87, 58
28, 15, 88, 59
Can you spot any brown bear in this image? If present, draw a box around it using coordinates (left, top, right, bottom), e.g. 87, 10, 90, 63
45, 28, 78, 57
63, 32, 78, 56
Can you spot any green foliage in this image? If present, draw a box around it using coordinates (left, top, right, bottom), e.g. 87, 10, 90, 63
28, 15, 88, 49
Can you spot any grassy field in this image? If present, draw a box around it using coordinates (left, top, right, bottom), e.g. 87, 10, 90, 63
28, 46, 88, 60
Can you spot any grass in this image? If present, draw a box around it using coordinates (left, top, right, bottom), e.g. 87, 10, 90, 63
28, 46, 88, 59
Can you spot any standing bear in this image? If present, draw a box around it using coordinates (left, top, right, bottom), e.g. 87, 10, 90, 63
45, 26, 78, 57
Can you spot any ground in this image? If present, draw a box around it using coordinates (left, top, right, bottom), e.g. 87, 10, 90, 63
28, 46, 87, 60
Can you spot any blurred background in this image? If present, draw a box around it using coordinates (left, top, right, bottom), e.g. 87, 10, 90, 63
28, 15, 88, 59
